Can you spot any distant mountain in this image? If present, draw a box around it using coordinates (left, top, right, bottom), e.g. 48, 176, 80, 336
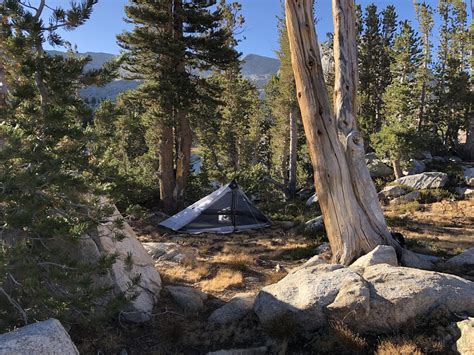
47, 51, 280, 103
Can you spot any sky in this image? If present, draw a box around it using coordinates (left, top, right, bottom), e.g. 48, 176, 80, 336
39, 0, 469, 59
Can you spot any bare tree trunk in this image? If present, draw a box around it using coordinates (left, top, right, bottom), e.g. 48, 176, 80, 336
281, 133, 290, 193
288, 105, 298, 198
160, 124, 176, 213
392, 158, 402, 179
285, 0, 397, 265
0, 52, 6, 107
465, 113, 474, 161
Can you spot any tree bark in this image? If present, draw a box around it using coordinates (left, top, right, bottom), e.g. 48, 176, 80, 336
0, 51, 6, 107
392, 158, 402, 179
285, 0, 397, 265
288, 105, 298, 198
159, 123, 176, 213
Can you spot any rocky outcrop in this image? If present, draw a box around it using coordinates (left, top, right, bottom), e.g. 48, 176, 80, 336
304, 216, 324, 234
253, 248, 474, 334
0, 319, 79, 355
208, 292, 256, 324
455, 318, 474, 355
166, 286, 207, 314
395, 172, 448, 189
368, 159, 393, 178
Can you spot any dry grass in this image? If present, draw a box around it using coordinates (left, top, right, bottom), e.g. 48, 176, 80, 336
213, 252, 254, 271
264, 271, 287, 285
200, 268, 243, 292
376, 337, 422, 355
159, 262, 210, 284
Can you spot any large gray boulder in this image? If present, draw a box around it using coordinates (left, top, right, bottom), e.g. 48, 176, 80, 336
400, 249, 436, 270
208, 292, 256, 324
368, 159, 393, 178
304, 215, 324, 234
253, 251, 474, 334
464, 167, 474, 187
395, 172, 448, 189
389, 191, 421, 205
455, 318, 474, 355
0, 319, 79, 355
143, 242, 196, 265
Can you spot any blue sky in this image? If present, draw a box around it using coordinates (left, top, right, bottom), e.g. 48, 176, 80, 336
40, 0, 465, 58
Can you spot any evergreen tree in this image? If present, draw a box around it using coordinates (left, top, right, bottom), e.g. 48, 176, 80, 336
358, 4, 397, 143
117, 0, 241, 212
374, 20, 422, 178
0, 0, 122, 330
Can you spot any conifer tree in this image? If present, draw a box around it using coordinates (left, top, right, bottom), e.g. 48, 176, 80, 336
117, 0, 241, 212
374, 20, 422, 178
0, 0, 122, 330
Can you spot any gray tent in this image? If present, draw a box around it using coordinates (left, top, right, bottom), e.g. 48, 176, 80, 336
159, 179, 271, 234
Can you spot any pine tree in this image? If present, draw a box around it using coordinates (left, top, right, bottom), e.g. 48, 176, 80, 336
0, 0, 122, 330
117, 0, 241, 212
358, 4, 397, 142
374, 20, 422, 178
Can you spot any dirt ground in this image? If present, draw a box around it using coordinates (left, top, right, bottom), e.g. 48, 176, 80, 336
73, 197, 473, 354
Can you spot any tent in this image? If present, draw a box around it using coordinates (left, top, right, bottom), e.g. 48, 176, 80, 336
159, 179, 271, 234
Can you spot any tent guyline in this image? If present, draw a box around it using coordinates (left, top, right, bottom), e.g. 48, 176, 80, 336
159, 179, 271, 234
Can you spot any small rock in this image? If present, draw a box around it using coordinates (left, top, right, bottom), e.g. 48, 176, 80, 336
378, 185, 407, 199
289, 254, 327, 274
368, 159, 394, 178
365, 152, 378, 164
464, 167, 474, 187
456, 187, 474, 197
305, 216, 325, 233
279, 221, 295, 229
208, 293, 256, 324
350, 245, 398, 270
306, 192, 318, 206
403, 159, 426, 176
395, 172, 448, 189
166, 286, 207, 314
455, 318, 474, 355
0, 319, 79, 355
449, 156, 463, 163
143, 242, 196, 265
390, 191, 421, 205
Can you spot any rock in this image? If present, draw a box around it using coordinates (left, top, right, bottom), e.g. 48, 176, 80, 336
350, 245, 398, 270
290, 254, 327, 274
306, 192, 318, 206
207, 346, 268, 355
94, 206, 161, 322
279, 221, 295, 229
305, 216, 324, 233
254, 264, 363, 331
414, 151, 433, 161
433, 156, 449, 162
0, 319, 79, 355
403, 159, 426, 176
315, 242, 331, 254
368, 159, 394, 178
455, 318, 474, 355
166, 286, 207, 314
400, 249, 435, 270
142, 242, 196, 265
456, 187, 474, 197
390, 191, 421, 205
445, 248, 474, 268
208, 292, 256, 324
378, 185, 407, 199
365, 152, 378, 164
254, 262, 474, 334
395, 172, 448, 189
464, 167, 474, 187
449, 156, 463, 163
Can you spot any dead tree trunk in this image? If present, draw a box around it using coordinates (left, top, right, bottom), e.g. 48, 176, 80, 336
285, 0, 397, 264
288, 105, 298, 197
0, 52, 6, 107
159, 124, 176, 213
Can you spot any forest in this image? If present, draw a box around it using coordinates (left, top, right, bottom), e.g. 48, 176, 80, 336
0, 0, 473, 354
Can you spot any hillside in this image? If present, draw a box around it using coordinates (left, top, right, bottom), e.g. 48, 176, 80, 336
47, 51, 280, 103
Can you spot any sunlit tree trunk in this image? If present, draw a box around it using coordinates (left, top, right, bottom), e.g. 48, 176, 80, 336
285, 0, 397, 265
288, 105, 298, 197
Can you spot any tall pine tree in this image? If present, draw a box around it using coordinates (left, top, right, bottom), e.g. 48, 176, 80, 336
117, 0, 240, 212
